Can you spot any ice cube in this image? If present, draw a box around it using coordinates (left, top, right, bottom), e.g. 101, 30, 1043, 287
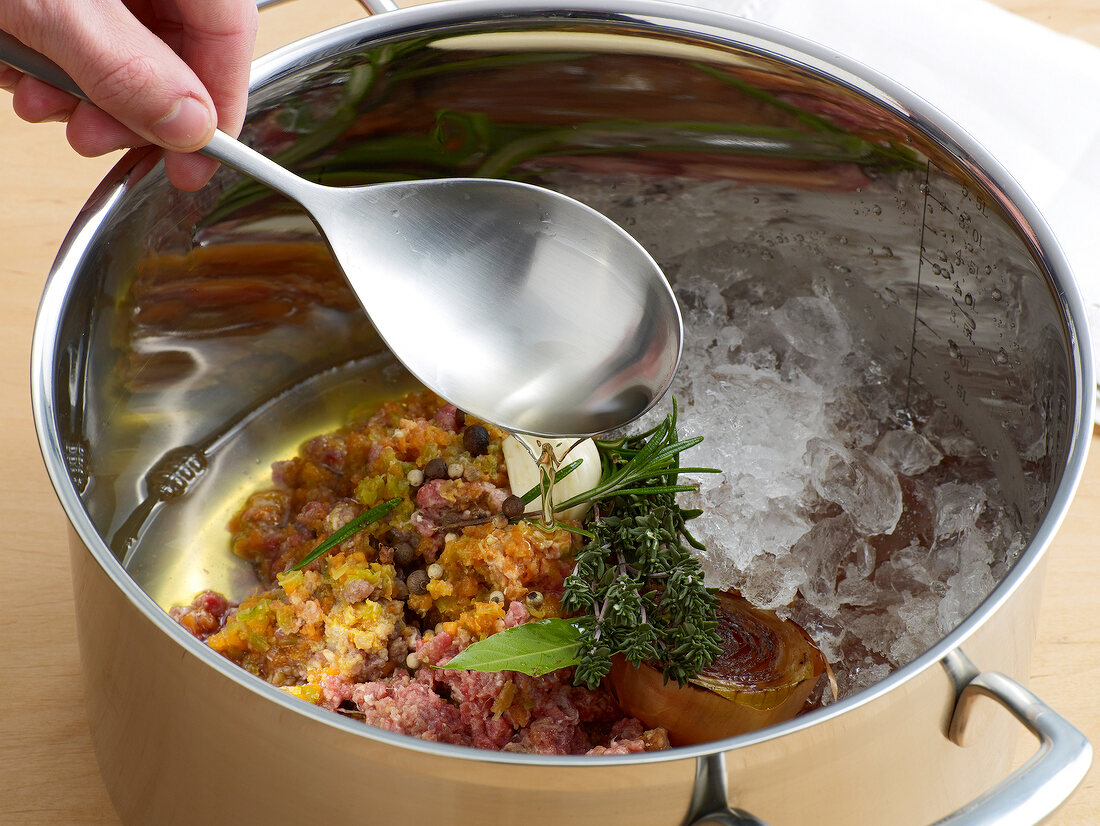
872, 544, 934, 597
874, 429, 943, 476
807, 438, 903, 535
825, 389, 880, 448
735, 551, 805, 611
790, 514, 877, 615
934, 483, 987, 539
770, 296, 854, 361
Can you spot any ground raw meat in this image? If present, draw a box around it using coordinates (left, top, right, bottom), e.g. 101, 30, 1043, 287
170, 590, 230, 639
174, 390, 669, 755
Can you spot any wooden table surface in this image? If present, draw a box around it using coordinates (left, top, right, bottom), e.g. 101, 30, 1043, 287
1, 1, 1098, 823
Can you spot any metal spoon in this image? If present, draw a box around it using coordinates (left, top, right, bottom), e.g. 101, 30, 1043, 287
1, 33, 681, 437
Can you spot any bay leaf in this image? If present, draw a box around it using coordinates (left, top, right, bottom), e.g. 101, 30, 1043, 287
438, 618, 581, 676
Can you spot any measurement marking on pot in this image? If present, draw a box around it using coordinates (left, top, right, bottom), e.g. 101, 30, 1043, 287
903, 160, 934, 413
908, 161, 1019, 424
925, 191, 954, 214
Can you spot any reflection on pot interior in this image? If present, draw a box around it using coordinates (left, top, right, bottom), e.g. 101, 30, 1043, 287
94, 37, 1065, 756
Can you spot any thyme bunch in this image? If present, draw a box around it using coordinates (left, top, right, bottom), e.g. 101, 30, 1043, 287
562, 406, 722, 688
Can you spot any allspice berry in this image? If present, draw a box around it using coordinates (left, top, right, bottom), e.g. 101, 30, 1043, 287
501, 495, 526, 520
392, 542, 417, 568
407, 569, 430, 595
463, 424, 491, 456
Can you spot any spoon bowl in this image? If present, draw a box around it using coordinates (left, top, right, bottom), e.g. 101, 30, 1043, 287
1, 32, 682, 436
202, 132, 683, 436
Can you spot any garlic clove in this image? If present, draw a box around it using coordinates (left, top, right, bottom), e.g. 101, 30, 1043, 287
501, 435, 601, 522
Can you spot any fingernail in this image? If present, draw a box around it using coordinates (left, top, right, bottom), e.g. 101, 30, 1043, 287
152, 95, 213, 150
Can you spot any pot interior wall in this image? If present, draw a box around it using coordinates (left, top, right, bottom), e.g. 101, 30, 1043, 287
50, 14, 1076, 698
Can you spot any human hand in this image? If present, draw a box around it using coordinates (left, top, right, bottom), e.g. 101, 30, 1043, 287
0, 0, 258, 191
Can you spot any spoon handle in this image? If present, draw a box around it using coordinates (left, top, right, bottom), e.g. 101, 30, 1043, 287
0, 30, 319, 211
200, 130, 323, 211
0, 31, 83, 98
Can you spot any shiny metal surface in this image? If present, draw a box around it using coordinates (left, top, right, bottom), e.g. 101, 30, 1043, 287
936, 652, 1093, 825
0, 32, 681, 438
29, 1, 1094, 824
684, 754, 770, 825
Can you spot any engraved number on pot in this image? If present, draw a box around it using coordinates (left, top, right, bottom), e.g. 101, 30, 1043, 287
146, 446, 208, 501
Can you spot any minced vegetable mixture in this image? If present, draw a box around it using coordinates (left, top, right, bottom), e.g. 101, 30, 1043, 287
172, 390, 669, 754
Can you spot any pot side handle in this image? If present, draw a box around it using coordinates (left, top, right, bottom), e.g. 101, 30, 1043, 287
682, 754, 771, 826
684, 666, 1089, 826
930, 670, 1092, 825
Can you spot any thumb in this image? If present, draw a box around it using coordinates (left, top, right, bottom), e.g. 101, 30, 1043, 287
17, 3, 216, 152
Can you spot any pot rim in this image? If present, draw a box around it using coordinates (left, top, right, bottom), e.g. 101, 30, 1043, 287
31, 0, 1094, 767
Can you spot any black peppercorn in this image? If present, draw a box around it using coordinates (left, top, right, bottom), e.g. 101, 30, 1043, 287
463, 424, 490, 456
423, 457, 448, 480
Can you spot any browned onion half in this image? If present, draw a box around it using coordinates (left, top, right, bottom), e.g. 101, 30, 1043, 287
607, 592, 827, 746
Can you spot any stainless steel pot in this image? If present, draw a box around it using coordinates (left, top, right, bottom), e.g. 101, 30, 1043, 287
31, 1, 1093, 823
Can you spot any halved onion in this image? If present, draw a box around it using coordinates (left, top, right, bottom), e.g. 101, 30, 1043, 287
607, 592, 826, 745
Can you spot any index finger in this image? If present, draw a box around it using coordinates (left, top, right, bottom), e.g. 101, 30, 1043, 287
162, 0, 258, 137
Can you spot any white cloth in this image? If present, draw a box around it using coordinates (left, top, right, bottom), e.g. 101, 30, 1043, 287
687, 0, 1100, 418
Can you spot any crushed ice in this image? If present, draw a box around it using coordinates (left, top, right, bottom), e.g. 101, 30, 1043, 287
637, 276, 1026, 700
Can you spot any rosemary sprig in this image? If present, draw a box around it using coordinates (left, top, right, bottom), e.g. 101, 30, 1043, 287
290, 497, 402, 571
552, 406, 720, 514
